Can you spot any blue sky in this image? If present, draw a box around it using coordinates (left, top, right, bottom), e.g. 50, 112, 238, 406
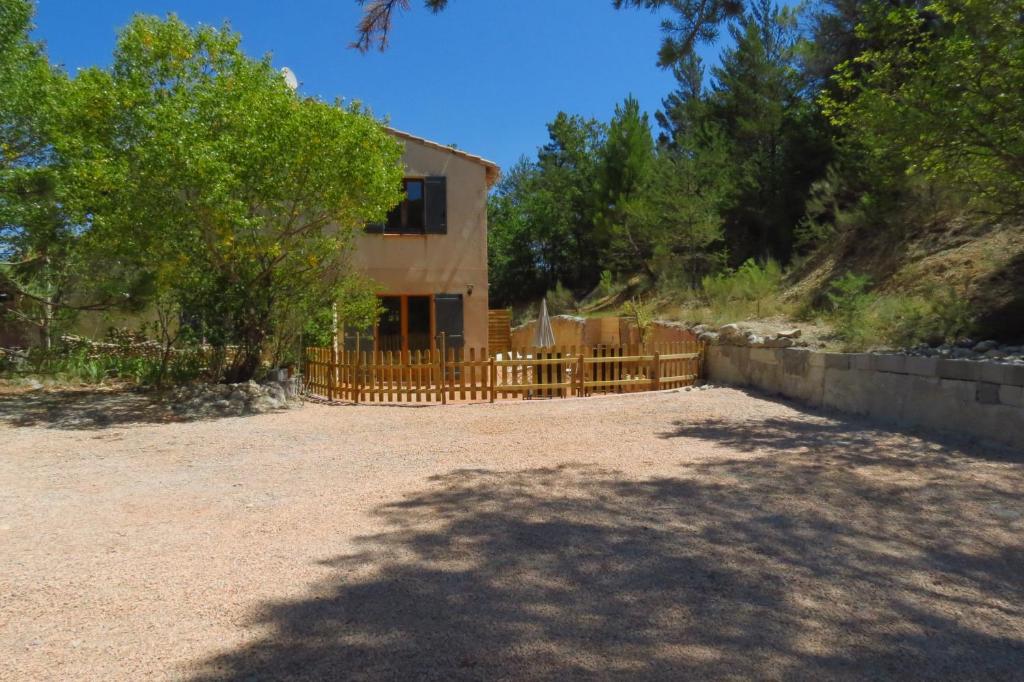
32, 0, 727, 174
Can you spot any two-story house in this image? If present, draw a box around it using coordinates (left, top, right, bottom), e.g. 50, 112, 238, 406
349, 127, 500, 355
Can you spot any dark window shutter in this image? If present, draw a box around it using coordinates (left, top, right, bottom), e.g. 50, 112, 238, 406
434, 294, 464, 348
424, 176, 447, 234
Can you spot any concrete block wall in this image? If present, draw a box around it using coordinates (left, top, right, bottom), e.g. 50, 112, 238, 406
706, 346, 1024, 449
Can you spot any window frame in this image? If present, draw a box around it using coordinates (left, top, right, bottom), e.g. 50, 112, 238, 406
384, 178, 427, 235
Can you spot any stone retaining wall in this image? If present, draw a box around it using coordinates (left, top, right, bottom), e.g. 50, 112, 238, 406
706, 345, 1024, 449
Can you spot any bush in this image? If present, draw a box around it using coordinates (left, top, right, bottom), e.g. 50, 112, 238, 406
2, 342, 208, 387
545, 282, 576, 316
700, 259, 785, 319
624, 297, 658, 345
825, 272, 874, 347
826, 273, 974, 350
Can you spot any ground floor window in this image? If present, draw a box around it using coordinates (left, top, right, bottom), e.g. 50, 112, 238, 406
377, 295, 433, 354
346, 293, 464, 355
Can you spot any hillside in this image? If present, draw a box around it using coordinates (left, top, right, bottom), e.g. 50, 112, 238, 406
788, 219, 1024, 343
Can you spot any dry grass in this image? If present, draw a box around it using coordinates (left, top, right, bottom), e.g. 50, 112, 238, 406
1, 388, 1022, 680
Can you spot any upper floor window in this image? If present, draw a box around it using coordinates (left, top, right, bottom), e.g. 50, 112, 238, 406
367, 176, 447, 235
386, 179, 425, 233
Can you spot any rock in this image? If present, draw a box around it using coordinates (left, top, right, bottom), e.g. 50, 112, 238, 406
973, 340, 999, 353
984, 349, 1006, 359
249, 395, 282, 414
955, 337, 976, 349
777, 329, 802, 339
718, 323, 743, 342
765, 336, 794, 348
746, 335, 766, 348
265, 384, 287, 404
951, 348, 977, 359
229, 389, 246, 402
698, 331, 719, 344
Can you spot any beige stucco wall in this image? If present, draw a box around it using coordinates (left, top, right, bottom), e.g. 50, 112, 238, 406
353, 138, 490, 349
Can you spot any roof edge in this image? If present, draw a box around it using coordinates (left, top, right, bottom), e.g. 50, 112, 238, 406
385, 126, 501, 187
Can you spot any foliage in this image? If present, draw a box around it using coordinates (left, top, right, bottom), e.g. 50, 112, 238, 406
2, 8, 402, 382
0, 0, 150, 349
868, 289, 973, 349
487, 0, 832, 314
487, 114, 607, 306
701, 258, 783, 316
63, 15, 401, 382
823, 0, 1024, 216
703, 0, 834, 264
624, 297, 658, 345
624, 142, 730, 288
825, 272, 873, 345
6, 344, 206, 386
595, 270, 616, 300
544, 282, 576, 316
826, 273, 973, 350
596, 96, 655, 276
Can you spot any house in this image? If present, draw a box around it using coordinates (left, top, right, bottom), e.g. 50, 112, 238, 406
348, 127, 500, 355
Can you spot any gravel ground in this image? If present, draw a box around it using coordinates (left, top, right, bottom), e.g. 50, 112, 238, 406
2, 387, 1023, 681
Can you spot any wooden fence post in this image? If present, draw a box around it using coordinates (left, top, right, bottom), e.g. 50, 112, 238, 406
489, 355, 496, 403
651, 351, 660, 392
576, 354, 585, 397
354, 348, 362, 404
438, 332, 447, 405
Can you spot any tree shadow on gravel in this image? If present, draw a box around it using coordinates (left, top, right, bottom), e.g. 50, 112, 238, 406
661, 405, 1024, 465
0, 388, 263, 430
191, 446, 1024, 679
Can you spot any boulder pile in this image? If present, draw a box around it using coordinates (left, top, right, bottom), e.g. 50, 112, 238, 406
169, 379, 302, 418
903, 338, 1024, 364
694, 324, 809, 349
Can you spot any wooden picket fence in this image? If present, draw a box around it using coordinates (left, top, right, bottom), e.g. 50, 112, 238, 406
304, 340, 703, 404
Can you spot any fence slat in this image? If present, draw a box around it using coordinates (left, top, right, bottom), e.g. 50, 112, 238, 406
302, 340, 705, 403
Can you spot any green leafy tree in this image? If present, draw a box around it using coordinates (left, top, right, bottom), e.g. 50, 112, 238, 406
823, 0, 1024, 215
624, 140, 730, 287
75, 15, 404, 381
487, 113, 606, 306
1, 0, 150, 349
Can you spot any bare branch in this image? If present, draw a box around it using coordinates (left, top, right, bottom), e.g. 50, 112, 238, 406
352, 0, 450, 52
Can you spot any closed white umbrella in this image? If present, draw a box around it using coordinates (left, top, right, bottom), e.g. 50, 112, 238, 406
533, 298, 555, 348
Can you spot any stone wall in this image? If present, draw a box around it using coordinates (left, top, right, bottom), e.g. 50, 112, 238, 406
706, 345, 1024, 449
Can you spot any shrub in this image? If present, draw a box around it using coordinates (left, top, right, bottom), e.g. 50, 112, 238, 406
826, 272, 874, 347
826, 274, 974, 350
700, 258, 785, 319
545, 282, 576, 315
624, 298, 658, 345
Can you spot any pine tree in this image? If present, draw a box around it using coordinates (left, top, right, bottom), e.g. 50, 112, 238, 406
596, 96, 656, 276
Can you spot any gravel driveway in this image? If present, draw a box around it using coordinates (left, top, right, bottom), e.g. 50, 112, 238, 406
2, 387, 1022, 680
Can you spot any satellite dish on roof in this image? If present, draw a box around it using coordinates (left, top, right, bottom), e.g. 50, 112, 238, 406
281, 67, 298, 92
